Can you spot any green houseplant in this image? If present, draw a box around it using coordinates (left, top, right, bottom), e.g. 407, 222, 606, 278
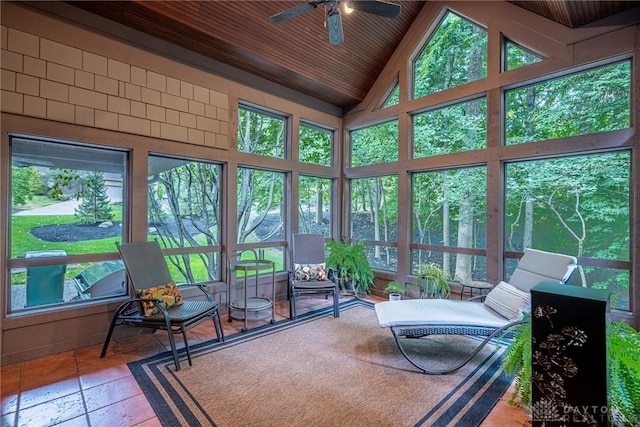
326, 239, 374, 296
502, 314, 640, 426
413, 263, 451, 299
384, 280, 405, 301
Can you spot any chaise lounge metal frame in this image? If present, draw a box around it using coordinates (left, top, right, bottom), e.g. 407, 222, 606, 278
375, 248, 578, 374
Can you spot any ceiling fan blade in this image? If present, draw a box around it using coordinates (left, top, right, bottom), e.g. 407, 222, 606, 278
270, 2, 322, 23
348, 1, 401, 19
327, 8, 344, 45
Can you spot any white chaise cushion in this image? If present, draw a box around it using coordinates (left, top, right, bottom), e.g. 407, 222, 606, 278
375, 298, 510, 329
483, 281, 530, 321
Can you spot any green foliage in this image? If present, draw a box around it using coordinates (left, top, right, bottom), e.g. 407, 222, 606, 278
49, 169, 81, 200
609, 323, 640, 425
384, 281, 405, 295
505, 61, 630, 145
326, 239, 374, 295
414, 11, 487, 98
299, 124, 331, 166
351, 120, 398, 167
74, 172, 114, 224
11, 166, 41, 206
238, 107, 285, 158
501, 315, 640, 425
505, 41, 542, 71
383, 85, 399, 108
412, 263, 450, 298
414, 97, 487, 157
500, 314, 533, 406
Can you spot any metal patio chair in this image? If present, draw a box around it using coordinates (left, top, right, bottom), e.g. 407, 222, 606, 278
289, 234, 340, 319
100, 241, 224, 370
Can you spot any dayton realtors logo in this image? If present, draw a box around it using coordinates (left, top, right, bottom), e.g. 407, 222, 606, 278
531, 400, 628, 425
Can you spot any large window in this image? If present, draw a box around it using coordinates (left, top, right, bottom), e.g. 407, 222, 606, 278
298, 175, 331, 237
299, 123, 332, 166
505, 152, 631, 310
413, 11, 487, 98
412, 167, 487, 282
505, 61, 631, 145
350, 120, 398, 167
238, 105, 286, 158
413, 97, 487, 158
237, 168, 286, 270
147, 155, 222, 283
350, 175, 398, 271
9, 137, 127, 311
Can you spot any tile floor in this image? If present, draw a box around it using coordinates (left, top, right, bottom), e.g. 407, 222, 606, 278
1, 295, 530, 427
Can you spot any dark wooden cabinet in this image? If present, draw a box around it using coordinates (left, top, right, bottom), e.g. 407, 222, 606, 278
530, 282, 610, 426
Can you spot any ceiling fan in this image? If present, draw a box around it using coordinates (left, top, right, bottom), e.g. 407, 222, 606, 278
269, 1, 402, 45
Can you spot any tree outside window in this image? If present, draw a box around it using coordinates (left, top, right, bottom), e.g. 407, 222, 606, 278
505, 61, 631, 145
412, 167, 487, 282
413, 11, 487, 98
350, 120, 398, 167
147, 156, 222, 283
238, 105, 285, 158
299, 123, 332, 166
505, 152, 631, 309
298, 175, 331, 237
350, 175, 398, 271
9, 138, 127, 311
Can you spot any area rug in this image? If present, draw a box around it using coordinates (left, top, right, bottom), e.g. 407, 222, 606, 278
128, 299, 514, 427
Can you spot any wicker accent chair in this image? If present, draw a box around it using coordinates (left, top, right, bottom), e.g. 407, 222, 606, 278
375, 248, 577, 374
100, 241, 224, 371
289, 234, 340, 320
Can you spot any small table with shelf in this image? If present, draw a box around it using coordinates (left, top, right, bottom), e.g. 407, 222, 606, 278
228, 259, 276, 332
457, 280, 493, 299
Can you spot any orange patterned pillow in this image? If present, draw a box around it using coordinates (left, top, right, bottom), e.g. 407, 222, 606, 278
136, 281, 184, 317
294, 263, 327, 281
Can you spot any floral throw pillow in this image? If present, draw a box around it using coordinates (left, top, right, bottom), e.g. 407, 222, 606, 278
294, 263, 327, 282
136, 281, 184, 317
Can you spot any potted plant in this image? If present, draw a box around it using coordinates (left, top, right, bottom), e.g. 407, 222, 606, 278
413, 263, 451, 299
326, 239, 374, 296
384, 281, 405, 301
501, 314, 640, 425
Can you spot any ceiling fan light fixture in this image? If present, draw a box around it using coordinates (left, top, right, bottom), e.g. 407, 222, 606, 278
343, 2, 354, 14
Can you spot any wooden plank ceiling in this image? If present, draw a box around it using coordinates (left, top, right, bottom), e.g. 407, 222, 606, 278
67, 1, 640, 114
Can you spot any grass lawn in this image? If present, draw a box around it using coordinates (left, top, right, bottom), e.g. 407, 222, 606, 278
10, 205, 284, 285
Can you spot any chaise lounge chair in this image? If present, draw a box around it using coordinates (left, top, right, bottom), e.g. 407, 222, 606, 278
375, 248, 577, 374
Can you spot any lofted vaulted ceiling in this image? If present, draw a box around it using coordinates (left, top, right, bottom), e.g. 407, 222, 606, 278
60, 1, 640, 115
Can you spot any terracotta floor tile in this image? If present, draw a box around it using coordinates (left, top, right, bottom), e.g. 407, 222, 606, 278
78, 363, 132, 390
132, 417, 162, 427
52, 415, 90, 427
75, 351, 128, 375
83, 375, 143, 412
1, 364, 22, 392
3, 294, 528, 426
88, 393, 155, 427
112, 334, 166, 359
20, 352, 78, 390
1, 365, 21, 416
18, 377, 80, 410
1, 392, 18, 417
16, 392, 85, 427
1, 412, 16, 427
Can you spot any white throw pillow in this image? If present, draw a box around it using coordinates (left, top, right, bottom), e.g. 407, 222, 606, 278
483, 281, 530, 320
